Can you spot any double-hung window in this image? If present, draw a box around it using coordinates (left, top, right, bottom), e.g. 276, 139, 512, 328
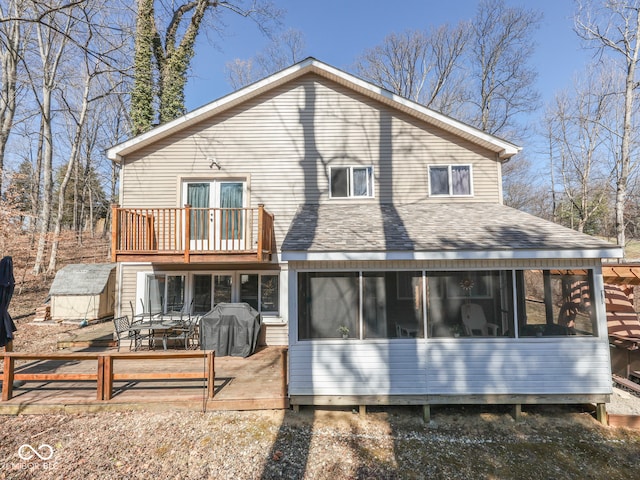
330, 166, 374, 198
429, 165, 472, 196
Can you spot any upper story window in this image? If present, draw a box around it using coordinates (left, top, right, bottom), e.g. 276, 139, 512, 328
429, 165, 472, 197
330, 166, 374, 198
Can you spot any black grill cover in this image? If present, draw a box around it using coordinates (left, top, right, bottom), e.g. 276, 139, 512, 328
200, 303, 261, 357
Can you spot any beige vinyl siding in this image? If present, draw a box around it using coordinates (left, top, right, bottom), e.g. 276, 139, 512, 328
117, 263, 153, 318
120, 75, 503, 249
263, 324, 288, 346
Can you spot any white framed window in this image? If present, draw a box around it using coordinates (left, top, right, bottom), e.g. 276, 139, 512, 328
330, 166, 374, 198
140, 273, 186, 314
428, 165, 472, 196
136, 271, 280, 318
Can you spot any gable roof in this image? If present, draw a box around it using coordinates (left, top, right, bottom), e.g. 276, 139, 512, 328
107, 57, 521, 161
49, 263, 116, 296
281, 203, 623, 261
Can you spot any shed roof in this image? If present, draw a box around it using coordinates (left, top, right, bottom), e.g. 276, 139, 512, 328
49, 263, 116, 296
281, 203, 623, 261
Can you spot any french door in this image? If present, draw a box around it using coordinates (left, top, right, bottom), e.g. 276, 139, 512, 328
184, 180, 245, 250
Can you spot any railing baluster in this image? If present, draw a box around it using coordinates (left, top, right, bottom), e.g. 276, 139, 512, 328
113, 206, 272, 260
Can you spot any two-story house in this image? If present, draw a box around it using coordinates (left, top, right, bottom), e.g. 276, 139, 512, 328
107, 58, 622, 417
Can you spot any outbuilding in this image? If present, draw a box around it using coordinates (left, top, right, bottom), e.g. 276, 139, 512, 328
49, 263, 116, 323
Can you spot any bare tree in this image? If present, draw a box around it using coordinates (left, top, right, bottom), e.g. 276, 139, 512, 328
575, 0, 640, 249
28, 4, 76, 274
468, 0, 542, 136
354, 25, 469, 114
544, 65, 617, 233
225, 28, 306, 89
0, 0, 27, 196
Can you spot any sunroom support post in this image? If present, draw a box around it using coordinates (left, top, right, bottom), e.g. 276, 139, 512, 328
543, 270, 554, 323
596, 403, 607, 425
423, 404, 431, 423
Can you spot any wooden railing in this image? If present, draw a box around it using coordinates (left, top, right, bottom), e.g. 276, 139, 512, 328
1, 351, 215, 401
111, 204, 274, 263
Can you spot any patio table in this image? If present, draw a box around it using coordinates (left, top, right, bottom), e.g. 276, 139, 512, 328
127, 319, 184, 350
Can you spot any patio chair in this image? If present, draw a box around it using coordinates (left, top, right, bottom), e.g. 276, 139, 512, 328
461, 303, 498, 336
162, 315, 197, 350
113, 315, 143, 351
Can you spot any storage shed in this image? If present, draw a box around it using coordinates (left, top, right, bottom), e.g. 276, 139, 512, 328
49, 263, 116, 323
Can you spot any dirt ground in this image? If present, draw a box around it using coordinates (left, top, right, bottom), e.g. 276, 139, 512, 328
2, 233, 640, 479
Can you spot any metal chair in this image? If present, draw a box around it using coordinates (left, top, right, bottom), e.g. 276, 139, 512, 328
113, 315, 136, 351
162, 315, 197, 350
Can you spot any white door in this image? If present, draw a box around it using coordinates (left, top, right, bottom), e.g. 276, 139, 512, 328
184, 181, 245, 251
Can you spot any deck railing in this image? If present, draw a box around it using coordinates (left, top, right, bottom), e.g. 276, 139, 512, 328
111, 204, 274, 263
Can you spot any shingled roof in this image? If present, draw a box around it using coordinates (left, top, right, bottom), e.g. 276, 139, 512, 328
281, 203, 622, 261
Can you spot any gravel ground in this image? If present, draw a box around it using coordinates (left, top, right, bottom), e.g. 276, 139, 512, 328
1, 406, 640, 479
2, 320, 640, 479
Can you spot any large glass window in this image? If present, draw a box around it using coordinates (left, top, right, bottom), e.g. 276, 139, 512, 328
429, 165, 472, 196
516, 270, 596, 337
193, 274, 212, 314
261, 275, 279, 313
298, 272, 359, 339
239, 273, 280, 315
363, 272, 423, 338
296, 269, 597, 341
330, 166, 374, 198
144, 274, 185, 314
427, 271, 514, 338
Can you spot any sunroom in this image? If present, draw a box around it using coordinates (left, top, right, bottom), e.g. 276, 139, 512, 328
283, 202, 623, 409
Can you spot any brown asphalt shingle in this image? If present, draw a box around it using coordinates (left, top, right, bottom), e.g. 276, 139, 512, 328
282, 203, 619, 254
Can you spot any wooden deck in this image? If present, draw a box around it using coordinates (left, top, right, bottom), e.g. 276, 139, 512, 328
0, 346, 288, 415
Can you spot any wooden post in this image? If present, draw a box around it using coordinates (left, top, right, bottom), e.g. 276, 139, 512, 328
2, 354, 15, 401
359, 405, 367, 417
281, 348, 288, 399
111, 204, 119, 262
207, 351, 215, 399
184, 204, 191, 264
97, 355, 105, 401
596, 403, 608, 425
102, 354, 113, 401
423, 405, 431, 423
257, 204, 264, 262
5, 340, 12, 352
513, 404, 522, 422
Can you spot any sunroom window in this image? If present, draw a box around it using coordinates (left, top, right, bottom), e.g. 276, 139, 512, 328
298, 272, 360, 339
429, 165, 472, 196
426, 271, 514, 338
330, 166, 374, 198
516, 270, 596, 337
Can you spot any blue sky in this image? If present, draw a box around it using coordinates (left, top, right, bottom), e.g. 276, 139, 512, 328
187, 0, 588, 113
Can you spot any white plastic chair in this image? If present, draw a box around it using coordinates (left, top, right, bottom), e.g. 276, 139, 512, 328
461, 303, 499, 336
